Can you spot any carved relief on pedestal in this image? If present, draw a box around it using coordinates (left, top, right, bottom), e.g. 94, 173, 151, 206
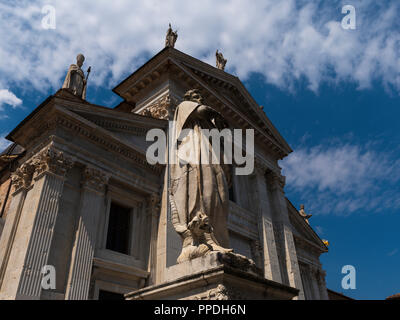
82, 167, 110, 193
193, 284, 246, 300
194, 284, 229, 300
139, 94, 178, 120
31, 146, 74, 178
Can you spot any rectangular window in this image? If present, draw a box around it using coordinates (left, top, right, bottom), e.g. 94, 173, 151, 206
106, 202, 132, 255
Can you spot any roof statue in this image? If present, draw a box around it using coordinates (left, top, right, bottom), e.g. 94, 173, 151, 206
165, 23, 178, 48
62, 54, 91, 100
216, 49, 227, 71
299, 204, 312, 224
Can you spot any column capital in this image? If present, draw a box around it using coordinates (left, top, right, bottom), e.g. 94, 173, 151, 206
267, 171, 286, 191
31, 146, 74, 178
11, 162, 35, 192
82, 167, 110, 193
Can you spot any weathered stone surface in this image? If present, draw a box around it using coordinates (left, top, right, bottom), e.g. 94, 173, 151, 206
126, 252, 298, 300
169, 89, 232, 264
0, 45, 329, 301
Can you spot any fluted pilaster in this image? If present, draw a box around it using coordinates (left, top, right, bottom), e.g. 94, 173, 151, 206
16, 146, 74, 299
253, 164, 282, 282
65, 166, 109, 300
266, 170, 305, 300
146, 192, 161, 285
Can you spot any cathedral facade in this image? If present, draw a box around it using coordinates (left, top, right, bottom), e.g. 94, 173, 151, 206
0, 46, 328, 300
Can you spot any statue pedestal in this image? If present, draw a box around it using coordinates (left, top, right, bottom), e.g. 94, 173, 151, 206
125, 252, 298, 300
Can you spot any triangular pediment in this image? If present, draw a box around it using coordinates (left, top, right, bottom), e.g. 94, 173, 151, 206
6, 92, 165, 174
112, 47, 292, 159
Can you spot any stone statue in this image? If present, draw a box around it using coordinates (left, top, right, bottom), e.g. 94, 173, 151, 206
299, 204, 312, 224
169, 89, 233, 263
165, 23, 178, 48
216, 50, 227, 71
62, 54, 89, 99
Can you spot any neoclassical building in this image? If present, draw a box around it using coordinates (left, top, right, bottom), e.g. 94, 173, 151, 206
0, 46, 328, 300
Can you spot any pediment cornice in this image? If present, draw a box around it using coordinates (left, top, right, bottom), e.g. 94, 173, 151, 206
287, 199, 327, 253
7, 96, 164, 175
112, 47, 292, 159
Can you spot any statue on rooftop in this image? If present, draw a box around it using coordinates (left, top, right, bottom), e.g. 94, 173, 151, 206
165, 23, 178, 48
216, 50, 227, 71
169, 89, 233, 263
62, 54, 90, 100
299, 204, 312, 224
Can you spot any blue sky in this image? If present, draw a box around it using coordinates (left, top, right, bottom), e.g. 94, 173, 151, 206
0, 0, 399, 299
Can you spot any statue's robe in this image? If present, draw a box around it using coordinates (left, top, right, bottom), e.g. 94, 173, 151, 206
62, 64, 86, 99
170, 101, 230, 248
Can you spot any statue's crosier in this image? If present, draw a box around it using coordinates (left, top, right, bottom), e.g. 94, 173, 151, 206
169, 89, 233, 264
62, 53, 90, 99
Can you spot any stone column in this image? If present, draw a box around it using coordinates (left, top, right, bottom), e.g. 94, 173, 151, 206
267, 171, 305, 300
253, 164, 282, 283
316, 268, 329, 300
0, 162, 34, 291
309, 265, 321, 300
146, 193, 161, 285
0, 147, 74, 299
65, 167, 109, 300
155, 170, 168, 285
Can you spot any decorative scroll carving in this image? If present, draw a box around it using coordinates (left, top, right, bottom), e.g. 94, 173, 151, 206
11, 146, 74, 190
11, 163, 35, 191
31, 147, 74, 178
139, 94, 178, 120
82, 167, 109, 193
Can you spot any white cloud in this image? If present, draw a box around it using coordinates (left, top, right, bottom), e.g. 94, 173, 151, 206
0, 0, 399, 96
0, 133, 12, 151
0, 89, 23, 118
0, 89, 22, 109
281, 143, 400, 215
